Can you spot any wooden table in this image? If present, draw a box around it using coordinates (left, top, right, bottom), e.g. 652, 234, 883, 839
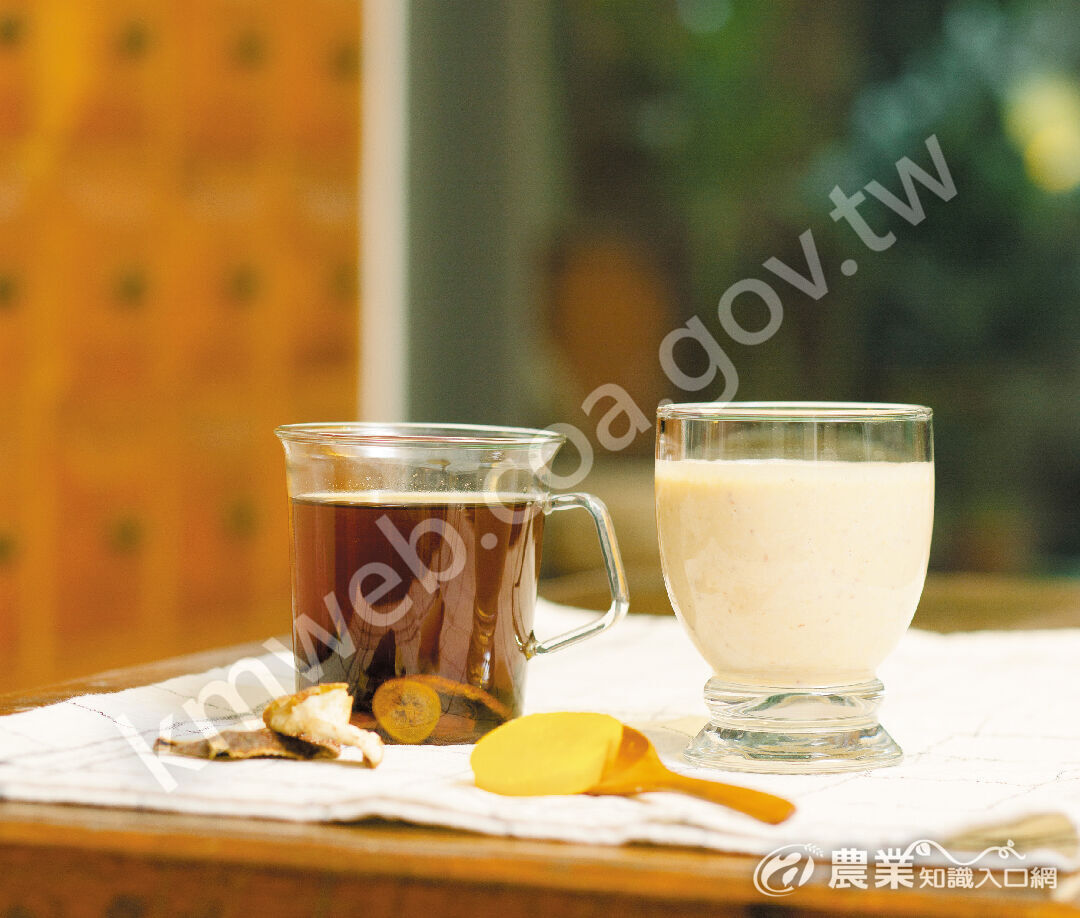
2, 574, 1079, 917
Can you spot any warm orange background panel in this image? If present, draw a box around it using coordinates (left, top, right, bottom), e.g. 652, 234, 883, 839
0, 0, 360, 691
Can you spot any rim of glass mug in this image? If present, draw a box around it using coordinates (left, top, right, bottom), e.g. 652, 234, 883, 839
275, 422, 566, 448
656, 402, 932, 422
276, 420, 629, 659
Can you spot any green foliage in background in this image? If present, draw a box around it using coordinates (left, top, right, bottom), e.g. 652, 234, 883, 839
557, 0, 1080, 572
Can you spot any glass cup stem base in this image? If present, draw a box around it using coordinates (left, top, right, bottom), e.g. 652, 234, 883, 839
683, 677, 902, 774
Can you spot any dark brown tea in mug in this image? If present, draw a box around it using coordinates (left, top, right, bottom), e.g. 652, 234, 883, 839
289, 491, 544, 744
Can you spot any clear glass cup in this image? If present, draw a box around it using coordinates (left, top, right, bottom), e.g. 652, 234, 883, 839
276, 422, 629, 744
655, 402, 934, 772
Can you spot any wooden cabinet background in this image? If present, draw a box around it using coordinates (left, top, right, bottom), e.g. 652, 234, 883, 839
0, 0, 361, 691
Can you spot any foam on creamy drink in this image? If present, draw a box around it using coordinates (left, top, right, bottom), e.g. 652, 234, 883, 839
655, 459, 934, 686
289, 491, 544, 743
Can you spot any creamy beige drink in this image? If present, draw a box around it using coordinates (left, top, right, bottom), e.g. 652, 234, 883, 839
656, 458, 934, 686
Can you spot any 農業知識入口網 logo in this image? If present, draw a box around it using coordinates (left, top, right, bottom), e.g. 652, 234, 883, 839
753, 839, 1058, 898
752, 843, 822, 897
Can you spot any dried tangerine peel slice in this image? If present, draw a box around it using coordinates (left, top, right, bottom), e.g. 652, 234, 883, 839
399, 674, 513, 722
470, 712, 625, 796
155, 729, 338, 761
372, 679, 442, 744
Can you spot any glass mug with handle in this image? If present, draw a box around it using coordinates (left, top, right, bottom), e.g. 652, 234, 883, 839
655, 403, 934, 772
276, 423, 629, 744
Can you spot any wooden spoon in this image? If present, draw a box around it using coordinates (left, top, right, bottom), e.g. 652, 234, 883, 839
470, 713, 794, 825
588, 726, 795, 825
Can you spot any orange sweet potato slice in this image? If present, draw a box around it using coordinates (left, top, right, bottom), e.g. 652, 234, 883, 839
470, 712, 625, 796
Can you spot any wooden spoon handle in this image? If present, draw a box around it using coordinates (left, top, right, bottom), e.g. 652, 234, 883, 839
653, 772, 795, 824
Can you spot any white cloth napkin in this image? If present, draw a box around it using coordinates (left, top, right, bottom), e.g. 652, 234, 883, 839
0, 602, 1077, 869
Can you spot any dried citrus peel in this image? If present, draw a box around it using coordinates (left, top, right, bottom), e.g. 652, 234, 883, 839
156, 684, 385, 766
372, 674, 514, 744
372, 679, 442, 744
470, 712, 625, 796
155, 729, 339, 761
394, 673, 513, 722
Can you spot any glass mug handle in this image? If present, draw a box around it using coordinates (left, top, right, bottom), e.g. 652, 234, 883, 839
523, 492, 630, 657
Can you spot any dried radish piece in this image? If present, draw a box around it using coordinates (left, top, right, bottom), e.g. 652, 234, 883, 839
372, 679, 442, 744
155, 728, 338, 761
263, 683, 384, 766
470, 712, 625, 796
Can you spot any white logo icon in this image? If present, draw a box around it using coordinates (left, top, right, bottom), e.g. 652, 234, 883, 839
753, 844, 822, 897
